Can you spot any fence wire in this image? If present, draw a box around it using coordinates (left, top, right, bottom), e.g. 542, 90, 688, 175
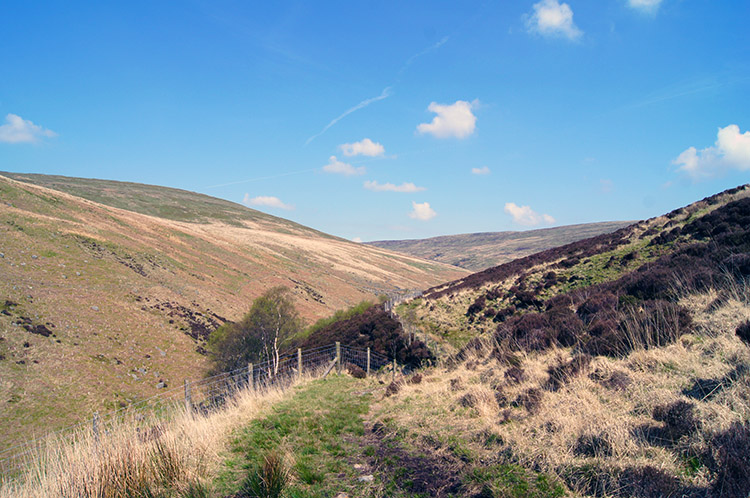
0, 343, 395, 481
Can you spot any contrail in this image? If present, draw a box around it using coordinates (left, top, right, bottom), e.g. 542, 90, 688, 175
305, 86, 393, 146
204, 168, 318, 188
397, 36, 449, 79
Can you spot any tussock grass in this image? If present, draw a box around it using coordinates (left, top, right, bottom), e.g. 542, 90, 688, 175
376, 285, 750, 496
0, 377, 308, 498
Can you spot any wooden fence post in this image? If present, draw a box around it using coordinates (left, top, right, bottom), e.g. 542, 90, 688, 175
248, 363, 254, 390
184, 379, 192, 414
366, 347, 371, 377
335, 342, 341, 375
297, 348, 302, 379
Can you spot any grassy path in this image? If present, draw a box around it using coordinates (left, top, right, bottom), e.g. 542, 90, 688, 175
217, 374, 567, 498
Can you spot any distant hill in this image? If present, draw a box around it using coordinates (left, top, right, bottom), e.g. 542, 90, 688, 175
0, 172, 468, 447
368, 221, 632, 271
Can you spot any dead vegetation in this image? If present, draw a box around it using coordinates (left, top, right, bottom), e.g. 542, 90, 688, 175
375, 280, 750, 497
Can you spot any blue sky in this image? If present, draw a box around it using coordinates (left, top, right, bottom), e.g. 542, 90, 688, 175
1, 1, 749, 242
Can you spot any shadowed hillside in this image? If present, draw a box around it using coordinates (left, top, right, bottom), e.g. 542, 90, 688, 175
0, 172, 467, 448
368, 222, 632, 271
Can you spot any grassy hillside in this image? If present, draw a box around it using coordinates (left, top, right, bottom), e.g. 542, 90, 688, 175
4, 184, 749, 497
368, 221, 631, 271
380, 183, 750, 496
0, 172, 467, 448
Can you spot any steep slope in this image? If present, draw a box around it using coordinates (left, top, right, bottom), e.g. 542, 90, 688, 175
380, 184, 750, 497
401, 184, 749, 352
0, 173, 468, 447
368, 221, 631, 271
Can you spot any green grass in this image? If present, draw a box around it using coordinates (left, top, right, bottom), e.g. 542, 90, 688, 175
217, 376, 376, 497
468, 464, 566, 498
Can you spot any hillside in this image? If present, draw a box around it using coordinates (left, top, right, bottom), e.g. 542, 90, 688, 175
3, 184, 750, 497
368, 221, 632, 271
0, 172, 468, 448
379, 184, 750, 496
400, 184, 749, 352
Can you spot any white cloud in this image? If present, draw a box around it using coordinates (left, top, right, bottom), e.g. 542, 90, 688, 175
340, 138, 385, 157
0, 114, 57, 143
471, 166, 491, 175
352, 237, 363, 243
243, 194, 294, 211
417, 100, 477, 139
504, 202, 555, 226
409, 201, 437, 221
364, 180, 426, 193
525, 0, 583, 41
322, 155, 365, 176
628, 0, 662, 13
673, 124, 750, 180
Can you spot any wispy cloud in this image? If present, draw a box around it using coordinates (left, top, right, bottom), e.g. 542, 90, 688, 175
504, 202, 555, 226
340, 138, 385, 157
409, 201, 437, 221
471, 166, 491, 175
352, 237, 363, 243
305, 36, 450, 145
417, 100, 478, 139
673, 124, 750, 180
600, 179, 614, 193
628, 75, 740, 109
305, 87, 392, 145
322, 156, 366, 176
525, 0, 582, 41
243, 194, 294, 211
627, 0, 663, 13
397, 36, 449, 79
364, 180, 426, 193
0, 114, 57, 143
205, 168, 318, 189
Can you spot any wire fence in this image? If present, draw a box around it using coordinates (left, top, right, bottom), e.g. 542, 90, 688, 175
0, 342, 393, 482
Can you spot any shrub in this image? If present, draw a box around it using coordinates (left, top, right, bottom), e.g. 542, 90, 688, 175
595, 370, 632, 391
504, 366, 526, 384
407, 373, 423, 384
576, 293, 617, 323
346, 363, 366, 379
617, 466, 680, 498
708, 421, 750, 497
385, 381, 401, 397
652, 400, 700, 442
546, 354, 592, 391
467, 295, 487, 317
547, 307, 585, 347
736, 320, 750, 347
297, 305, 434, 369
574, 433, 613, 458
514, 388, 543, 414
458, 393, 477, 408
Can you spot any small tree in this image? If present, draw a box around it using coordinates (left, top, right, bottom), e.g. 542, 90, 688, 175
208, 287, 301, 375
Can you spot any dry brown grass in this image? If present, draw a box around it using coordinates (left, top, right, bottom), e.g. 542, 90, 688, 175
0, 376, 315, 498
374, 286, 750, 496
0, 173, 468, 448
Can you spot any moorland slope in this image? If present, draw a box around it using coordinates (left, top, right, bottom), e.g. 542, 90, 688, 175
0, 172, 467, 447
